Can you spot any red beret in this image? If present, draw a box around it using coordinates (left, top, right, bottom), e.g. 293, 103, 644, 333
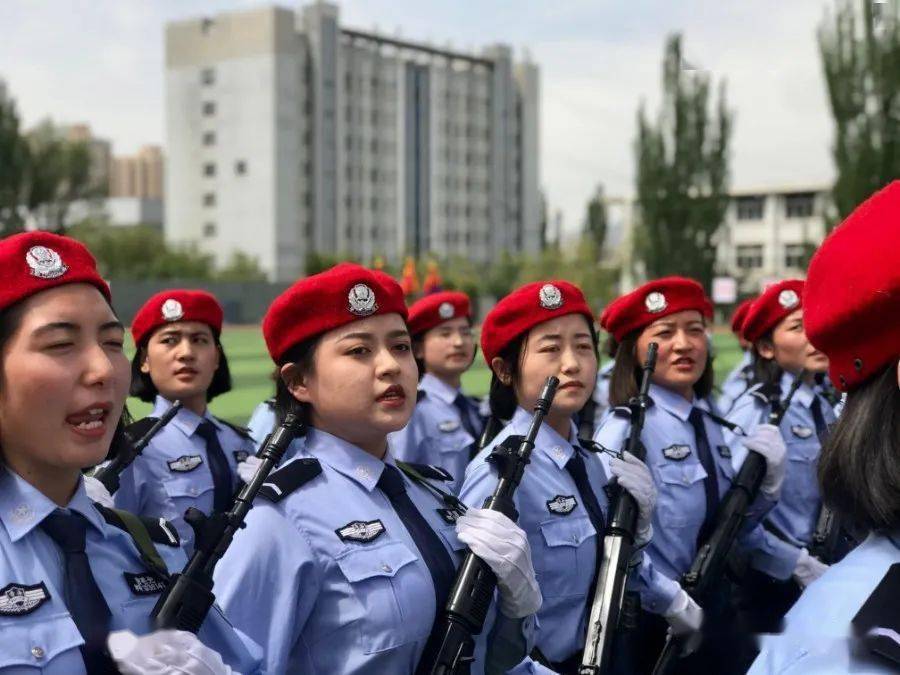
263, 262, 408, 362
481, 280, 593, 365
131, 290, 224, 347
600, 276, 713, 341
730, 298, 755, 337
804, 181, 900, 391
407, 291, 471, 337
741, 279, 804, 343
0, 232, 110, 312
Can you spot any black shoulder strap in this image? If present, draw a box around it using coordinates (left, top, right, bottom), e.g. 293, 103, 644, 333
94, 505, 177, 578
748, 381, 780, 405
398, 461, 453, 483
853, 563, 900, 666
216, 417, 252, 441
395, 461, 466, 516
258, 457, 322, 503
125, 417, 160, 443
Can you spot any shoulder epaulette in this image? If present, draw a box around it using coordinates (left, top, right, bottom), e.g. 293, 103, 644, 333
611, 398, 655, 420
853, 563, 900, 666
94, 504, 180, 547
217, 417, 252, 440
417, 389, 427, 403
125, 417, 160, 443
265, 397, 276, 408
486, 434, 522, 475
748, 382, 780, 405
398, 461, 453, 483
258, 457, 322, 502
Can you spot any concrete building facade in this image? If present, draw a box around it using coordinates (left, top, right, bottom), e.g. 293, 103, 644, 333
164, 2, 541, 281
110, 145, 165, 200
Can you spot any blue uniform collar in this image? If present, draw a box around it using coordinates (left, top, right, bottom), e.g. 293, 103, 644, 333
152, 395, 223, 438
0, 467, 106, 543
648, 382, 709, 422
419, 373, 460, 406
510, 406, 578, 470
305, 427, 392, 492
779, 371, 816, 409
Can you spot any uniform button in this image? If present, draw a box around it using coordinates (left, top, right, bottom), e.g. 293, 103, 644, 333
381, 563, 393, 573
31, 647, 44, 659
682, 476, 690, 485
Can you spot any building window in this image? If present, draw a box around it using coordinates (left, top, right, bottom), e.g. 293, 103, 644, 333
784, 243, 809, 269
203, 223, 216, 237
202, 131, 216, 146
735, 195, 764, 221
203, 192, 216, 207
202, 101, 216, 116
736, 244, 764, 270
201, 68, 216, 86
203, 163, 216, 177
235, 160, 247, 175
785, 192, 815, 218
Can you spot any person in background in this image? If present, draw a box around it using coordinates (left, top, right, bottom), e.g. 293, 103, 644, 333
717, 297, 756, 413
391, 291, 483, 493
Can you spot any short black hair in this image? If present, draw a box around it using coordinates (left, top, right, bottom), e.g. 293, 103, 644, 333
487, 320, 600, 420
130, 336, 232, 403
819, 364, 900, 532
608, 329, 714, 407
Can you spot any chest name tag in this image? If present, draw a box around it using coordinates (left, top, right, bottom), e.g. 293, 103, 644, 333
546, 494, 578, 515
437, 508, 459, 524
717, 445, 732, 459
167, 455, 203, 472
663, 444, 692, 461
791, 425, 814, 439
233, 450, 250, 463
336, 520, 386, 543
438, 420, 460, 433
124, 572, 167, 596
0, 582, 50, 616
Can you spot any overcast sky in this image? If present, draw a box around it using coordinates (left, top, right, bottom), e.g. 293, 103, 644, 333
1, 0, 836, 233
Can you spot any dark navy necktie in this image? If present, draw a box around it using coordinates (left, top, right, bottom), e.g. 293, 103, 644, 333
377, 465, 456, 613
688, 407, 720, 545
40, 510, 116, 674
196, 420, 234, 512
565, 450, 606, 537
453, 393, 481, 441
810, 396, 829, 445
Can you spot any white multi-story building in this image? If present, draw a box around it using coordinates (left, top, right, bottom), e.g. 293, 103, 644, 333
165, 3, 541, 281
607, 185, 830, 295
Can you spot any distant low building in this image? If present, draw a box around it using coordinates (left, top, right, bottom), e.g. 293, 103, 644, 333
110, 145, 164, 200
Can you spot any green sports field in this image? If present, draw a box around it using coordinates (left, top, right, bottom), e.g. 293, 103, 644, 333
126, 328, 744, 426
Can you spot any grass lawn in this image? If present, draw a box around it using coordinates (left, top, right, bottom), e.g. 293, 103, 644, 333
127, 327, 744, 426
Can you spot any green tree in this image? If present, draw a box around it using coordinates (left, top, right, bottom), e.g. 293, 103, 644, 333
634, 34, 732, 290
819, 0, 899, 227
23, 121, 94, 233
216, 251, 267, 281
0, 94, 29, 235
584, 184, 608, 254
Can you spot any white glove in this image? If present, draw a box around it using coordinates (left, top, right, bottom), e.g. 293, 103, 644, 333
108, 629, 237, 675
741, 423, 787, 498
236, 455, 263, 484
663, 588, 704, 655
84, 475, 115, 508
609, 451, 657, 535
792, 547, 829, 588
455, 507, 542, 619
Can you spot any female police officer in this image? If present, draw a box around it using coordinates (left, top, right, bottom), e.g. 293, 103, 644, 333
392, 290, 483, 493
114, 290, 256, 551
0, 232, 257, 673
751, 181, 900, 673
459, 279, 658, 672
726, 279, 833, 632
212, 263, 540, 673
593, 276, 787, 674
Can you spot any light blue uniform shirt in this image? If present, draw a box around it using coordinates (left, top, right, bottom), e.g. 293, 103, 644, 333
594, 384, 776, 613
726, 373, 837, 579
749, 532, 900, 674
460, 407, 659, 665
115, 396, 254, 552
390, 373, 482, 494
717, 350, 754, 414
0, 467, 260, 674
213, 428, 533, 674
246, 400, 277, 450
